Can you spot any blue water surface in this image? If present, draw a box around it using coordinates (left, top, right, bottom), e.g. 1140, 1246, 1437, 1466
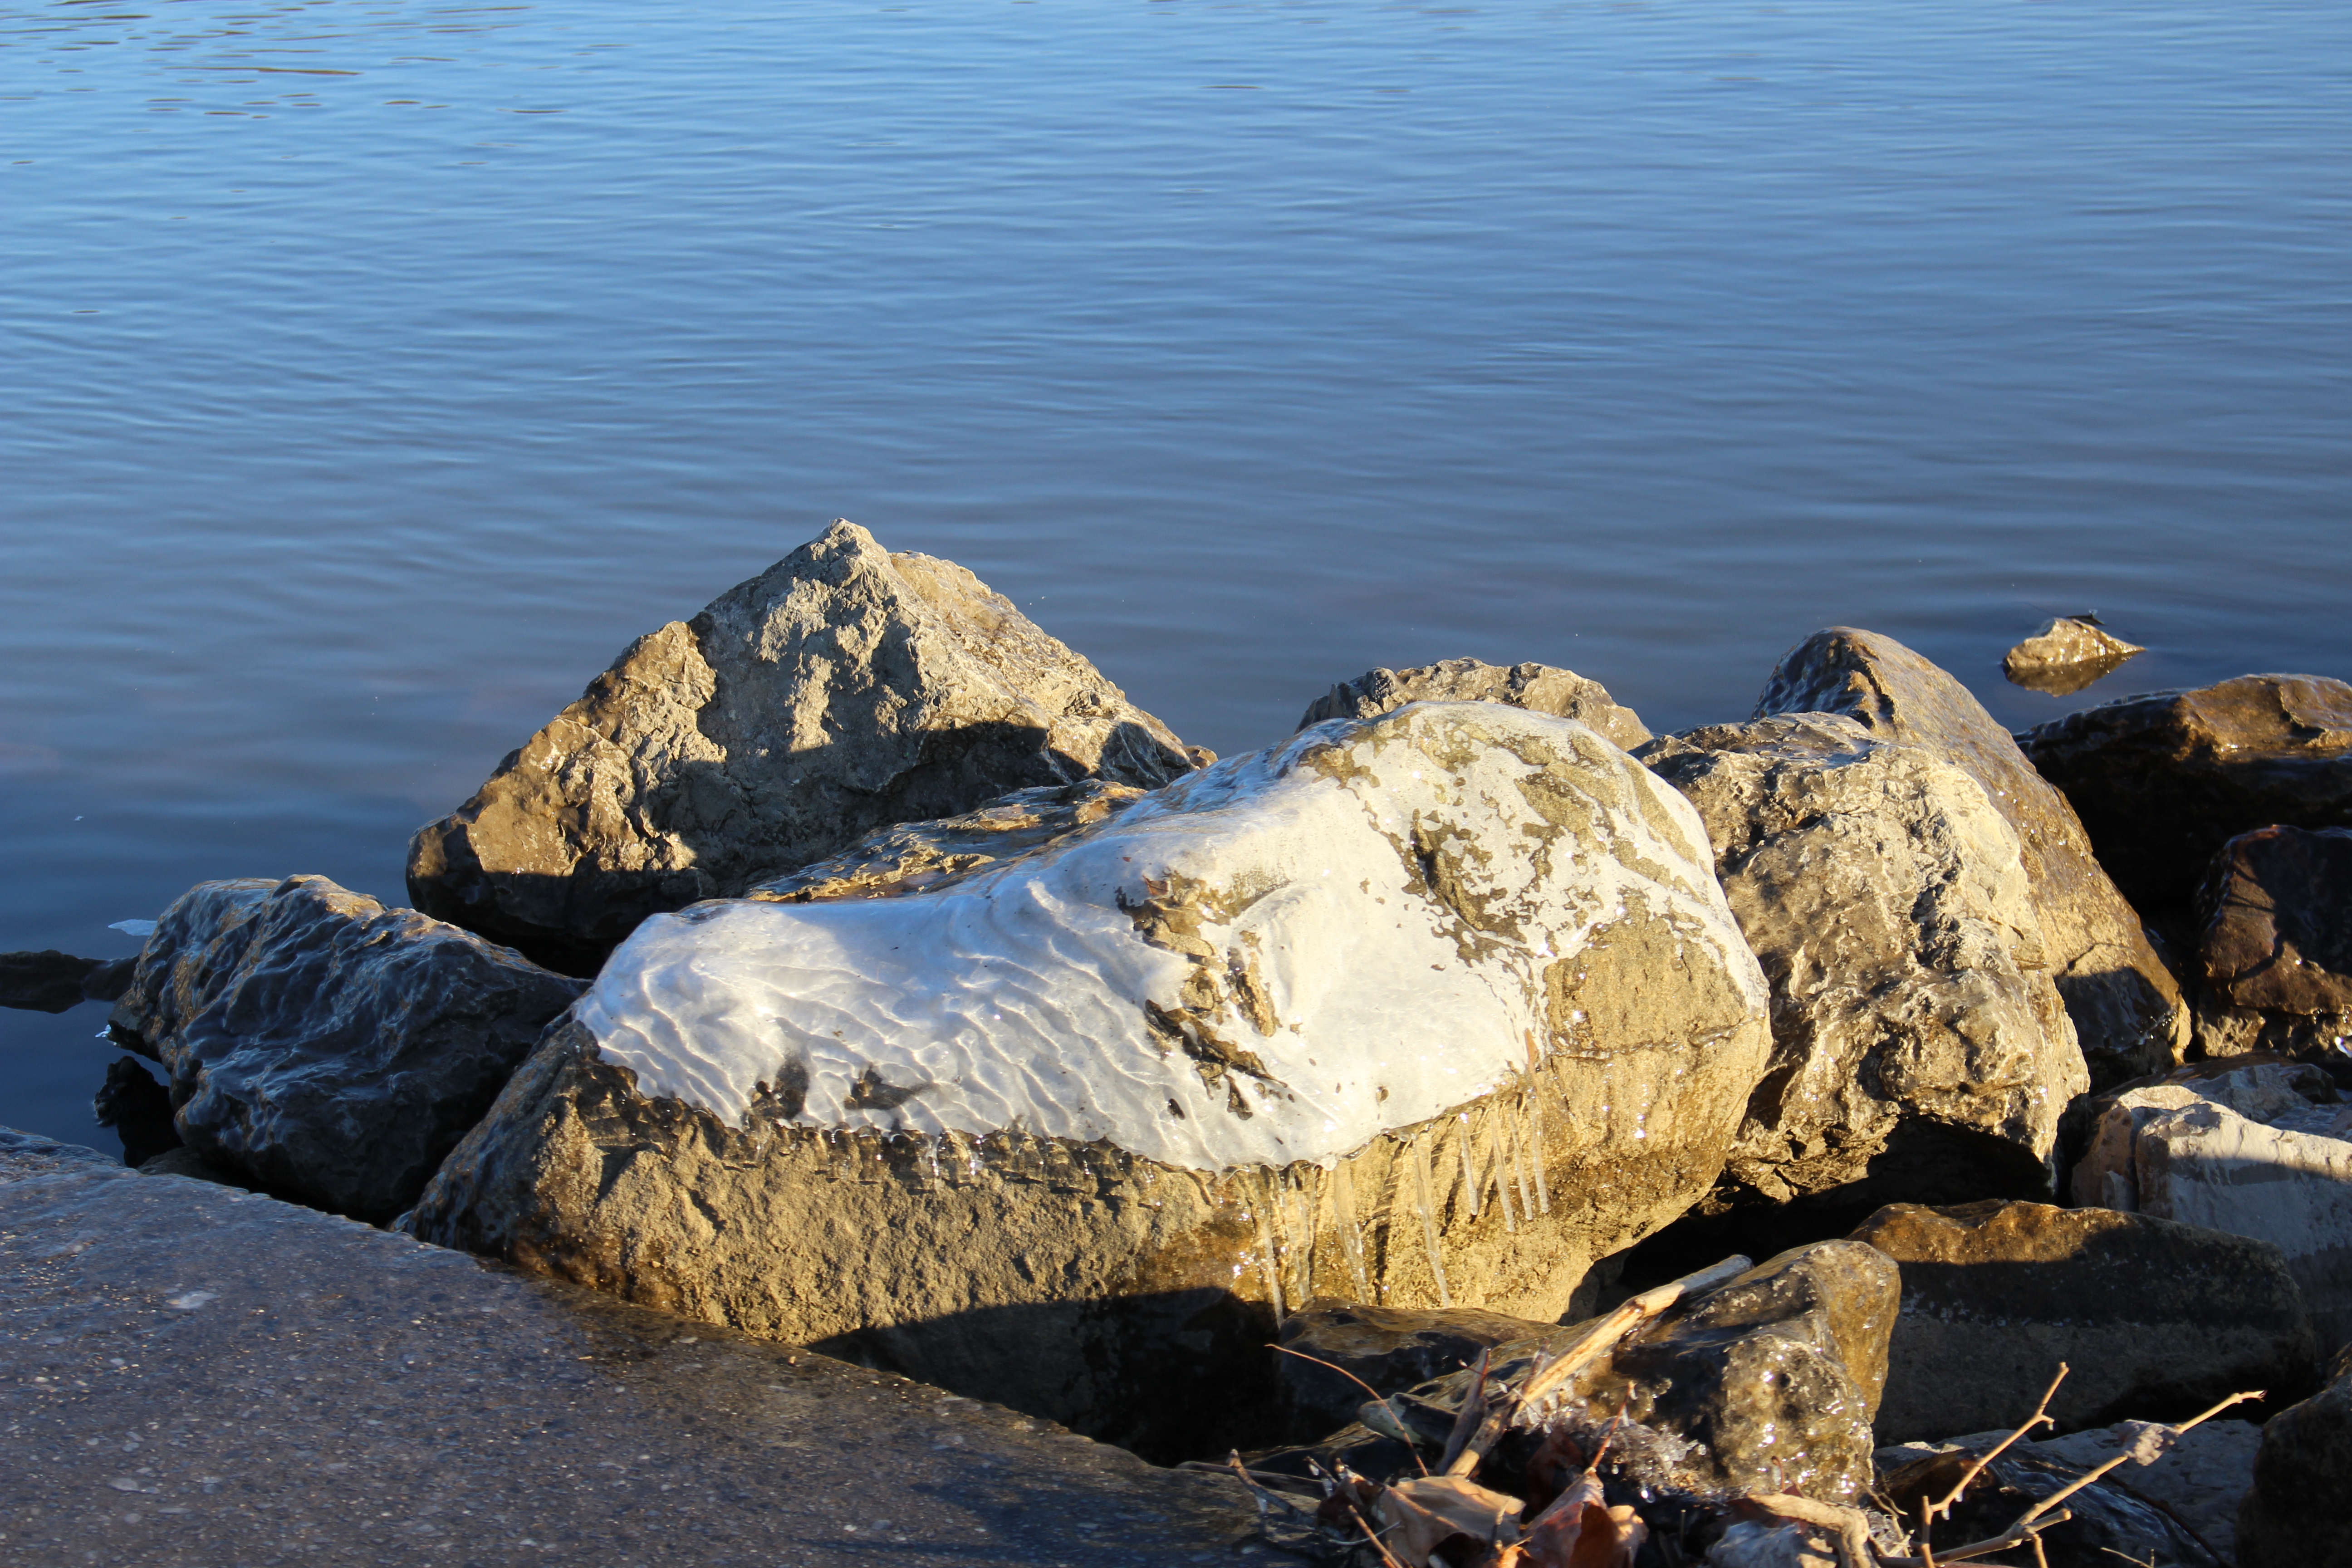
5, 0, 2348, 1151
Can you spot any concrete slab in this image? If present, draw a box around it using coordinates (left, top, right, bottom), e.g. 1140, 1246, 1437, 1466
0, 1128, 1288, 1567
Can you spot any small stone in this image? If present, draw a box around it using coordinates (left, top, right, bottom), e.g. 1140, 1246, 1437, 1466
0, 950, 104, 1013
2000, 615, 2143, 695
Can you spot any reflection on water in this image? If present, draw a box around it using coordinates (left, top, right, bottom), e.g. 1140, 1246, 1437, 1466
4, 0, 2349, 1148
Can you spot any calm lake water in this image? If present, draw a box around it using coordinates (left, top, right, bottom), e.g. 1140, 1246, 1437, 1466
5, 0, 2348, 1154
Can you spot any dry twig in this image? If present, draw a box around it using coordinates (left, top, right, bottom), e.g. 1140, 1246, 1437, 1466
2004, 1391, 2260, 1536
1442, 1254, 1750, 1478
1439, 1348, 1492, 1476
1927, 1364, 2071, 1526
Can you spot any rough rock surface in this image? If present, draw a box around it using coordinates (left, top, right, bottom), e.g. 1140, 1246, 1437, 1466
2069, 1067, 2352, 1353
0, 1126, 1262, 1568
1274, 1298, 1540, 1442
108, 875, 587, 1220
1298, 658, 1651, 752
2001, 617, 2143, 696
1882, 1443, 2222, 1568
1641, 714, 2087, 1205
2193, 823, 2352, 1060
0, 948, 106, 1011
1755, 628, 2186, 1084
1267, 1243, 1901, 1505
1878, 1421, 2262, 1561
742, 779, 1147, 903
409, 701, 1773, 1458
2017, 673, 2352, 926
2238, 1345, 2352, 1568
1850, 1200, 2314, 1443
408, 521, 1200, 971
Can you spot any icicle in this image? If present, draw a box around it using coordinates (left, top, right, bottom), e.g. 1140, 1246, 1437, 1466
1491, 1116, 1519, 1235
1333, 1160, 1373, 1303
1525, 1084, 1553, 1216
1509, 1098, 1536, 1221
1253, 1173, 1287, 1320
1408, 1132, 1451, 1307
1457, 1111, 1481, 1218
1290, 1173, 1318, 1308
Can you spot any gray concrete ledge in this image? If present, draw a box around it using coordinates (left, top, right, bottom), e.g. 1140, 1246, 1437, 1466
0, 1128, 1285, 1567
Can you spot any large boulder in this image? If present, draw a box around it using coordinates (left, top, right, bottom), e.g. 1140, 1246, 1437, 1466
2193, 823, 2352, 1059
407, 521, 1201, 971
1263, 1242, 1900, 1505
1298, 658, 1651, 752
2069, 1065, 2352, 1353
1641, 714, 2087, 1206
407, 701, 1773, 1460
1850, 1200, 2315, 1443
2238, 1344, 2352, 1568
107, 875, 587, 1220
1756, 629, 2187, 1083
2018, 674, 2352, 929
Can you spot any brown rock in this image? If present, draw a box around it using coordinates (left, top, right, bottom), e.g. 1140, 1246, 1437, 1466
1298, 657, 1650, 752
407, 521, 1199, 971
2001, 616, 2143, 696
2017, 673, 2352, 927
2238, 1344, 2352, 1568
1641, 714, 2087, 1207
1755, 627, 2187, 1084
1850, 1199, 2315, 1442
2191, 824, 2352, 1061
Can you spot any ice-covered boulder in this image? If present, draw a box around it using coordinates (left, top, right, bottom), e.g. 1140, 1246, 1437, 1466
408, 701, 1773, 1457
1757, 628, 2186, 1084
1298, 658, 1651, 752
108, 876, 586, 1220
407, 520, 1200, 971
1642, 714, 2087, 1206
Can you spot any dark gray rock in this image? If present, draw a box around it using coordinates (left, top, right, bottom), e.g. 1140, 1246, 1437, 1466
0, 949, 103, 1012
108, 874, 587, 1221
2017, 673, 2352, 927
1640, 714, 2087, 1206
1298, 657, 1650, 750
1882, 1441, 2222, 1568
0, 1125, 1264, 1568
1849, 1200, 2315, 1443
1756, 628, 2188, 1086
2193, 823, 2352, 1058
1274, 1298, 1541, 1443
92, 1057, 180, 1166
2238, 1344, 2352, 1568
408, 521, 1201, 971
1262, 1243, 1900, 1506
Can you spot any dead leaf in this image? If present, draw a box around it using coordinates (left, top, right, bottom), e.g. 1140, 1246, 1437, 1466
1520, 1470, 1647, 1568
1374, 1475, 1527, 1567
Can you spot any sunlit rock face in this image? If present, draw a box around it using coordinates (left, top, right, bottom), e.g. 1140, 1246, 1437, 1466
410, 701, 1773, 1458
406, 520, 1200, 972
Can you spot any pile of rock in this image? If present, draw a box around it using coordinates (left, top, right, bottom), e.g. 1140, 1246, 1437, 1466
8, 521, 2352, 1567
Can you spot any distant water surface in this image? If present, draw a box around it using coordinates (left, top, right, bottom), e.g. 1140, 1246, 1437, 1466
5, 0, 2347, 1151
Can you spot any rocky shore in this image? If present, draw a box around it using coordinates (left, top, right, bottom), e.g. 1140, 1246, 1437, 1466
10, 519, 2351, 1566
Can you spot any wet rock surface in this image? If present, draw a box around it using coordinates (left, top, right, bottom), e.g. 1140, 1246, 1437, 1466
407, 520, 1200, 971
2016, 672, 2352, 928
1755, 627, 2186, 1085
1264, 1243, 1900, 1507
108, 875, 587, 1221
2001, 616, 2143, 696
408, 701, 1773, 1460
0, 1127, 1269, 1568
0, 948, 108, 1012
2193, 823, 2352, 1061
1880, 1441, 2222, 1568
1640, 713, 2086, 1208
1849, 1200, 2315, 1442
2237, 1344, 2352, 1568
1298, 658, 1651, 752
1274, 1299, 1541, 1443
2068, 1063, 2352, 1354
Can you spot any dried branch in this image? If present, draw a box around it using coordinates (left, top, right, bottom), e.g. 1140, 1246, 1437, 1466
1439, 1348, 1492, 1476
1441, 1254, 1750, 1479
2007, 1391, 2263, 1534
1742, 1493, 1874, 1568
1227, 1450, 1319, 1521
1927, 1364, 2071, 1525
1272, 1343, 1430, 1477
1879, 1509, 2074, 1568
